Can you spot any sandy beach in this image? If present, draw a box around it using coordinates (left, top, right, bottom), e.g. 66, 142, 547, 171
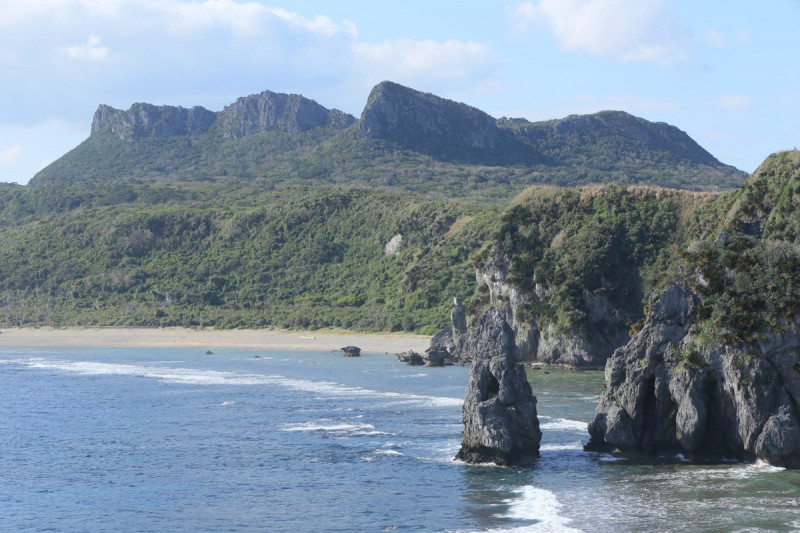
0, 327, 431, 354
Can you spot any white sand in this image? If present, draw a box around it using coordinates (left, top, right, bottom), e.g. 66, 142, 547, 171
0, 327, 431, 354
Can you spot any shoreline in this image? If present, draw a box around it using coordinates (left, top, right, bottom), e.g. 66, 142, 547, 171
0, 327, 431, 354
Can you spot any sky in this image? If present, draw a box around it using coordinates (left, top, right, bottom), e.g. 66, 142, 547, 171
0, 0, 798, 184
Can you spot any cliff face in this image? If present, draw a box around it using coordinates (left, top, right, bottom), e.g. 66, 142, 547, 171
586, 284, 800, 468
587, 152, 800, 467
450, 185, 697, 368
471, 242, 629, 368
357, 81, 533, 164
91, 103, 217, 139
91, 91, 355, 141
218, 90, 355, 138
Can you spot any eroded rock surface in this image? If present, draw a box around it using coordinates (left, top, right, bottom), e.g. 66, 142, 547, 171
455, 307, 541, 466
586, 284, 800, 468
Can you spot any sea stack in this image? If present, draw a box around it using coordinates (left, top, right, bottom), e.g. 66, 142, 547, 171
455, 307, 541, 466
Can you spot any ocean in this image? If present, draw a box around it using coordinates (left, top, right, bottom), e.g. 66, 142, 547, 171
2, 346, 799, 532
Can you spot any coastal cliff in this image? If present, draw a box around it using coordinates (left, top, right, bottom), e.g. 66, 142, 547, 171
446, 185, 708, 368
587, 151, 800, 467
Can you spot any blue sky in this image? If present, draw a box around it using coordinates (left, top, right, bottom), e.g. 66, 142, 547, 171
0, 0, 797, 184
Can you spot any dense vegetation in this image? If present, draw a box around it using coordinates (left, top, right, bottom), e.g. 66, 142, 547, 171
680, 150, 800, 347
5, 82, 786, 336
0, 183, 499, 331
480, 185, 715, 336
478, 151, 800, 351
31, 82, 746, 196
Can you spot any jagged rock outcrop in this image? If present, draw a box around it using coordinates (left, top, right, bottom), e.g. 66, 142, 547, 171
468, 243, 627, 368
586, 284, 800, 468
91, 103, 217, 139
397, 350, 424, 365
424, 298, 470, 364
218, 90, 355, 138
90, 91, 355, 141
455, 307, 541, 466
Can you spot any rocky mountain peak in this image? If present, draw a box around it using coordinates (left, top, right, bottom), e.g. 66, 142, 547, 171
90, 91, 355, 141
91, 103, 217, 140
357, 81, 510, 161
218, 90, 355, 139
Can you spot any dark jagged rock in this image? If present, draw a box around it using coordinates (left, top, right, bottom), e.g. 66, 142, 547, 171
397, 350, 424, 365
425, 298, 470, 364
92, 103, 217, 139
455, 307, 541, 466
424, 350, 447, 367
586, 284, 800, 468
218, 90, 355, 138
451, 297, 468, 351
340, 346, 361, 357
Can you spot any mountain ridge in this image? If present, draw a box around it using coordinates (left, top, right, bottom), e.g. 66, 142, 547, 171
32, 80, 746, 192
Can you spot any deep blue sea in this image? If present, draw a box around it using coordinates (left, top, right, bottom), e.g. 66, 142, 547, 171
2, 347, 800, 532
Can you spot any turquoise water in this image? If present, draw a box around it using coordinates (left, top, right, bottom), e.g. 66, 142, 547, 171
1, 347, 799, 532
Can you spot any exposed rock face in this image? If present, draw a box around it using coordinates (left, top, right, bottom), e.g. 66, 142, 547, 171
468, 244, 627, 368
92, 103, 217, 139
424, 298, 470, 364
586, 284, 800, 468
91, 91, 355, 141
357, 81, 531, 164
383, 234, 403, 255
455, 307, 541, 466
397, 350, 425, 365
218, 90, 355, 138
340, 346, 361, 357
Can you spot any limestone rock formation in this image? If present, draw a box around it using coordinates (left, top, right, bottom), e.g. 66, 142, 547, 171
397, 350, 424, 365
90, 91, 355, 141
218, 90, 355, 138
424, 298, 469, 364
469, 243, 627, 368
586, 284, 800, 468
455, 307, 541, 466
92, 103, 217, 139
357, 81, 531, 165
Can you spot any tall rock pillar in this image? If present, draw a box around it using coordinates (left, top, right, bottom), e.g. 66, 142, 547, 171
455, 307, 541, 466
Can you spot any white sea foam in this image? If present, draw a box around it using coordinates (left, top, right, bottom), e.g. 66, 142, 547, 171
219, 401, 236, 406
498, 486, 583, 532
280, 421, 381, 434
538, 417, 587, 432
539, 442, 583, 452
14, 357, 463, 408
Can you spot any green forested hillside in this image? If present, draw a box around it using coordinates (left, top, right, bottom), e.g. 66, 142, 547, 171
31, 81, 746, 195
0, 83, 766, 333
0, 183, 499, 331
472, 150, 800, 357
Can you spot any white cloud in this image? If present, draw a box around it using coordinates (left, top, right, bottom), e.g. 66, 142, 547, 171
59, 34, 109, 61
512, 0, 688, 64
714, 93, 752, 111
0, 144, 22, 169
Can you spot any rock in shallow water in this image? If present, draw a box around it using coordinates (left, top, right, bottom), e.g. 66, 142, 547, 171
340, 346, 361, 357
455, 307, 541, 466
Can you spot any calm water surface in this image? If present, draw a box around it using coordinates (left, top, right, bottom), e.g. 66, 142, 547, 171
1, 347, 798, 532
